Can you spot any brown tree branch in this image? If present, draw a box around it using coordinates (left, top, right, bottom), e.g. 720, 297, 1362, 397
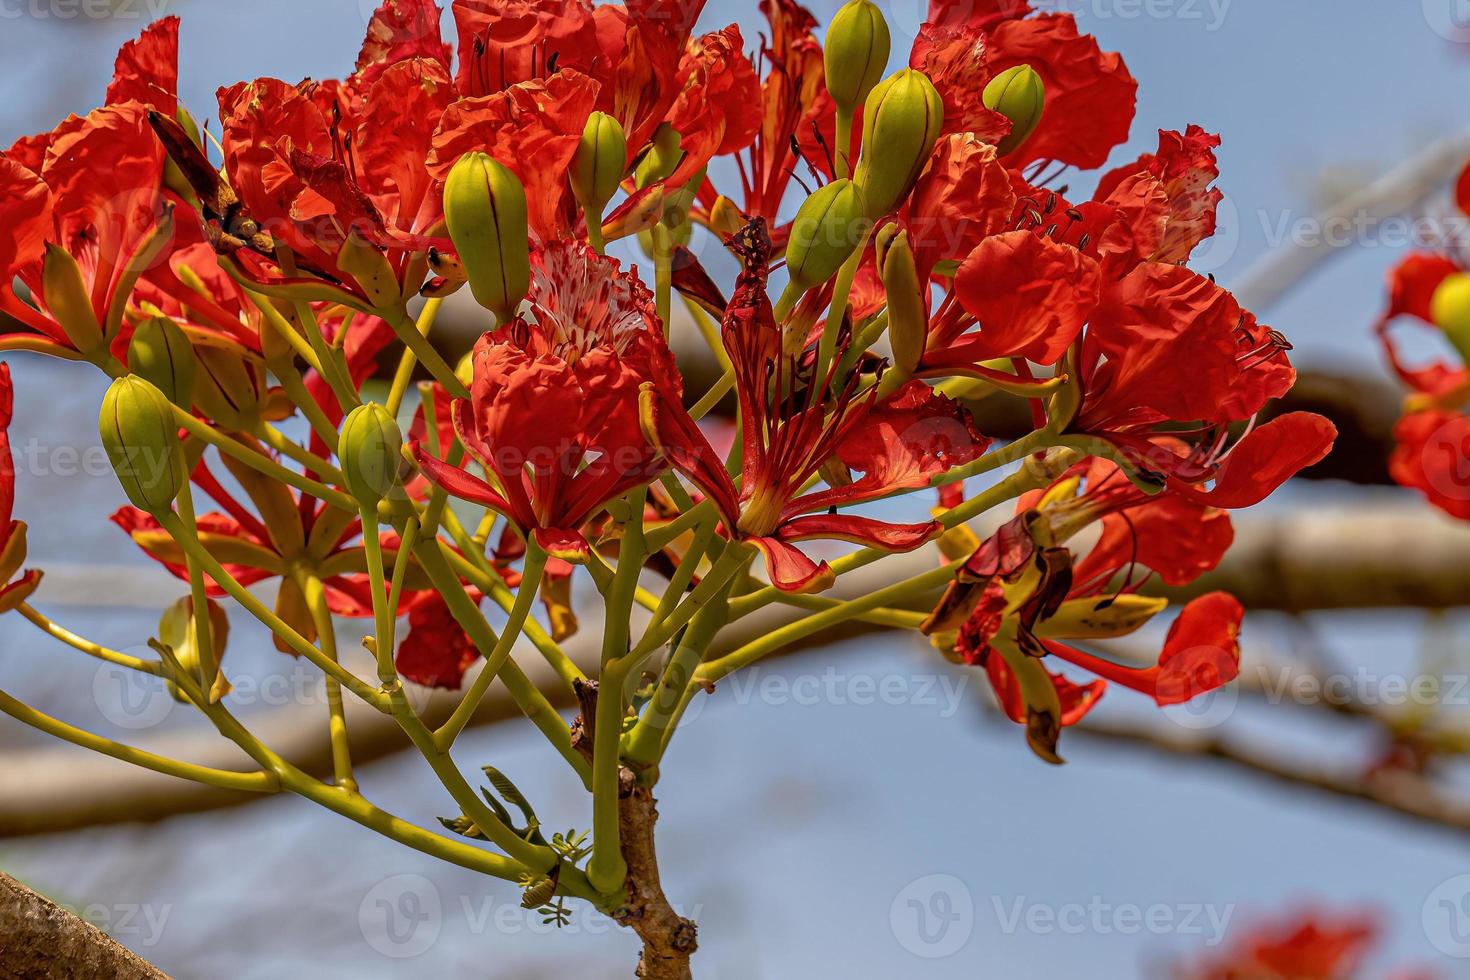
0, 871, 170, 979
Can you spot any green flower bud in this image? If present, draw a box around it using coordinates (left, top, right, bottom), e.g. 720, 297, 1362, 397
128, 316, 197, 408
455, 350, 475, 388
853, 69, 944, 218
825, 0, 891, 115
874, 223, 925, 377
983, 65, 1046, 157
785, 179, 870, 293
159, 595, 230, 703
42, 244, 105, 357
444, 151, 531, 322
1431, 272, 1470, 365
162, 106, 204, 205
571, 111, 628, 220
339, 403, 404, 507
193, 345, 266, 431
100, 376, 185, 515
634, 123, 684, 190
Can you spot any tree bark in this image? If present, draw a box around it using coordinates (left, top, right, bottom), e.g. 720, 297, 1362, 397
571, 681, 697, 979
0, 871, 170, 979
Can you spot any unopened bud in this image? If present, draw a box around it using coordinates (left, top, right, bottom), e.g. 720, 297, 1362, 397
339, 403, 404, 506
875, 223, 925, 377
162, 106, 203, 204
159, 595, 230, 703
100, 375, 185, 514
444, 152, 531, 321
1433, 273, 1470, 364
634, 123, 684, 190
708, 196, 745, 238
571, 111, 628, 220
193, 344, 266, 431
983, 65, 1045, 157
824, 0, 891, 115
853, 69, 944, 218
785, 179, 869, 293
42, 244, 105, 357
128, 316, 196, 408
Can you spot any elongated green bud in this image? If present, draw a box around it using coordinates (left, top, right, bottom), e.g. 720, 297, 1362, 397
159, 595, 230, 703
875, 223, 925, 376
193, 345, 265, 431
42, 244, 105, 357
100, 376, 185, 515
444, 152, 531, 322
785, 179, 869, 292
634, 123, 683, 190
1432, 272, 1470, 365
983, 65, 1045, 156
572, 111, 627, 220
162, 107, 203, 204
128, 316, 196, 408
853, 69, 944, 218
825, 0, 891, 114
339, 403, 404, 506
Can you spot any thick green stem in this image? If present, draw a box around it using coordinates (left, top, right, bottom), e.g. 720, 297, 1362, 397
174, 480, 220, 700
587, 488, 648, 894
622, 591, 729, 769
0, 687, 278, 793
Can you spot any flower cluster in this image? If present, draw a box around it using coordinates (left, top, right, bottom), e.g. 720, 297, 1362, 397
1376, 157, 1470, 519
0, 0, 1334, 844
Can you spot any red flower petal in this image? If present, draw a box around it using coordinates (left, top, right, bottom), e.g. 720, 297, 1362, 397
429, 69, 601, 238
986, 13, 1137, 170
776, 513, 941, 552
396, 592, 481, 689
106, 16, 180, 115
952, 230, 1100, 365
1389, 409, 1470, 520
750, 536, 835, 594
904, 134, 1016, 273
1171, 413, 1337, 510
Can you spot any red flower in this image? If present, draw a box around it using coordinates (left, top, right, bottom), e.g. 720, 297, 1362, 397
412, 242, 674, 562
395, 591, 484, 689
647, 221, 990, 592
984, 13, 1137, 169
428, 69, 601, 239
113, 452, 392, 652
1388, 409, 1470, 520
919, 449, 1320, 762
0, 365, 41, 612
1094, 125, 1224, 266
1177, 911, 1380, 980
